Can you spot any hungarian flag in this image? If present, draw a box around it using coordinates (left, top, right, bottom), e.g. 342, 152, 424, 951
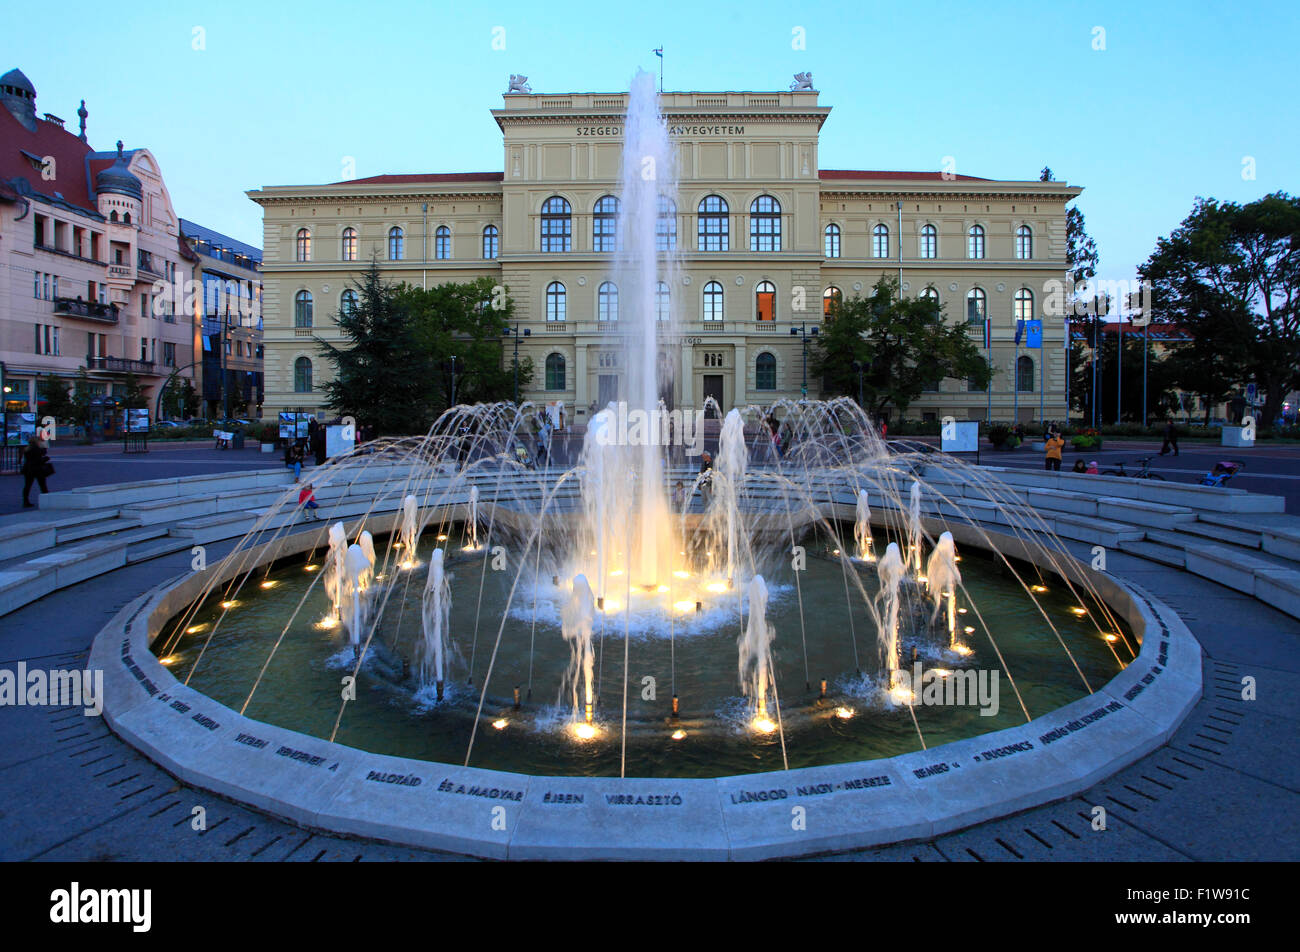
983, 317, 991, 349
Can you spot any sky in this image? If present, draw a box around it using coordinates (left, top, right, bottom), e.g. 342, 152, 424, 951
5, 0, 1295, 284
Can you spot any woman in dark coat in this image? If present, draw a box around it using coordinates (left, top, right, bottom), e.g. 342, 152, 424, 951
21, 435, 53, 508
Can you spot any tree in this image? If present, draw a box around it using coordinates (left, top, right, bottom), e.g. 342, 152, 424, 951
70, 368, 94, 437
121, 372, 147, 410
318, 259, 437, 435
37, 376, 75, 422
1139, 193, 1300, 425
1070, 331, 1178, 423
160, 375, 199, 420
812, 277, 991, 418
401, 277, 533, 409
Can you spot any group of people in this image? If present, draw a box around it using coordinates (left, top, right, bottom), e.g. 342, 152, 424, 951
1043, 428, 1100, 474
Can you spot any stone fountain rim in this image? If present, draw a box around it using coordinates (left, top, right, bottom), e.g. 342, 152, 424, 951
91, 515, 1202, 860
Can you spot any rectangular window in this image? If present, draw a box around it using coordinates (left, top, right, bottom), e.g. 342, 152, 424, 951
33, 271, 40, 298
163, 342, 176, 367
52, 275, 58, 298
43, 274, 50, 299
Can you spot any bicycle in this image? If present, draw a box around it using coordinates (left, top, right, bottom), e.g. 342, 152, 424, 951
1101, 456, 1166, 480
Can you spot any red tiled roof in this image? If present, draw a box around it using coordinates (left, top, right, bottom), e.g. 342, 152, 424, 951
819, 169, 991, 182
0, 103, 97, 211
328, 171, 505, 186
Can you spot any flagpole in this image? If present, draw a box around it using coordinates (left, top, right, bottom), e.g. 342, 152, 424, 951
654, 46, 664, 91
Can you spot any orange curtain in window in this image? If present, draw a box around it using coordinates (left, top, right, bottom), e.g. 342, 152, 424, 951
757, 291, 774, 321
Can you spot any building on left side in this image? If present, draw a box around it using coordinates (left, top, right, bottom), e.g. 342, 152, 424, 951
0, 67, 200, 431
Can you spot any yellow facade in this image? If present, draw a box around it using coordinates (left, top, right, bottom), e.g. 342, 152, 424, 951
250, 88, 1081, 425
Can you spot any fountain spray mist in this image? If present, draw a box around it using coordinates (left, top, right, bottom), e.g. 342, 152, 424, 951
420, 549, 450, 698
738, 575, 776, 727
715, 409, 748, 582
876, 542, 906, 693
926, 531, 961, 647
561, 574, 598, 729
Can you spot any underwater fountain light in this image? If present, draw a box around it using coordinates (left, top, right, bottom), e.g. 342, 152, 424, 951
671, 695, 679, 718
185, 624, 205, 634
673, 570, 690, 579
159, 655, 179, 666
835, 706, 855, 719
752, 716, 777, 734
705, 581, 728, 594
964, 626, 976, 634
1031, 584, 1048, 593
820, 678, 827, 698
260, 580, 277, 590
673, 600, 695, 613
1104, 633, 1119, 643
573, 723, 598, 741
655, 585, 669, 594
1071, 607, 1089, 616
889, 685, 916, 704
436, 534, 448, 541
671, 729, 686, 741
304, 563, 319, 572
492, 718, 508, 730
316, 617, 338, 631
220, 600, 237, 610
953, 645, 974, 656
400, 560, 416, 571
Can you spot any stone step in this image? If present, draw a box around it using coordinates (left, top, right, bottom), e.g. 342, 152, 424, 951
1117, 538, 1187, 569
125, 536, 200, 564
1180, 520, 1264, 550
54, 515, 145, 545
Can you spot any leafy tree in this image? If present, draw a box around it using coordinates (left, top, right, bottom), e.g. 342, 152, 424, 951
812, 277, 991, 418
121, 372, 147, 409
37, 376, 75, 422
1139, 192, 1300, 425
318, 260, 437, 435
1070, 331, 1178, 423
401, 277, 533, 409
70, 368, 94, 436
160, 374, 199, 420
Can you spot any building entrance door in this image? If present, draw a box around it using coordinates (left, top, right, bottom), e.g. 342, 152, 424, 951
598, 374, 619, 407
702, 374, 724, 418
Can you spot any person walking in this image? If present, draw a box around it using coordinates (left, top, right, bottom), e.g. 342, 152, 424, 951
1044, 430, 1065, 471
21, 434, 53, 508
1159, 418, 1180, 457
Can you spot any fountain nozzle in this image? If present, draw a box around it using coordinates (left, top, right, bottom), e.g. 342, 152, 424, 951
513, 685, 521, 710
819, 678, 827, 699
671, 694, 679, 718
436, 679, 444, 702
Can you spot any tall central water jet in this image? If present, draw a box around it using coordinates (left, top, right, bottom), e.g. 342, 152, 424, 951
926, 531, 961, 647
616, 67, 678, 587
876, 542, 906, 695
420, 548, 450, 699
715, 408, 747, 583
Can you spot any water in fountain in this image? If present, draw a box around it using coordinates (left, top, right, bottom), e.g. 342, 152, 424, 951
713, 408, 748, 583
907, 482, 923, 576
926, 531, 961, 648
875, 542, 906, 694
420, 548, 450, 698
854, 489, 874, 561
398, 494, 419, 560
738, 575, 776, 730
468, 485, 480, 549
341, 543, 371, 647
323, 522, 348, 621
561, 574, 598, 732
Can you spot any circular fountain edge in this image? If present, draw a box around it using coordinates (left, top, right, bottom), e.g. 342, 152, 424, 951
90, 519, 1203, 861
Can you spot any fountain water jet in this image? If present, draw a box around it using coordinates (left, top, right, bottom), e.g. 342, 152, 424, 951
420, 549, 450, 699
876, 542, 907, 695
714, 408, 747, 583
907, 482, 923, 577
323, 522, 348, 620
854, 489, 874, 561
561, 574, 598, 732
468, 485, 480, 549
926, 531, 961, 647
341, 543, 371, 648
738, 575, 776, 730
398, 494, 420, 565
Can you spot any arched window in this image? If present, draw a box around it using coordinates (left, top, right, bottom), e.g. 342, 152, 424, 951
545, 281, 566, 322
341, 227, 357, 261
655, 281, 670, 322
656, 196, 677, 251
920, 286, 939, 304
967, 224, 985, 259
540, 196, 572, 252
755, 280, 776, 322
593, 196, 620, 253
123, 212, 131, 224
388, 226, 404, 260
340, 289, 358, 318
482, 225, 499, 260
698, 195, 728, 252
1014, 287, 1034, 323
296, 228, 311, 262
872, 223, 889, 258
702, 281, 724, 322
1016, 225, 1033, 259
110, 210, 118, 222
294, 356, 313, 393
920, 224, 937, 259
749, 195, 781, 252
823, 286, 842, 317
824, 224, 841, 259
435, 225, 451, 260
755, 352, 777, 391
1017, 355, 1035, 392
598, 281, 619, 322
966, 287, 987, 324
545, 353, 566, 391
294, 290, 313, 328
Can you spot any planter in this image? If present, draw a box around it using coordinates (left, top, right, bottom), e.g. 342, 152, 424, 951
260, 443, 276, 454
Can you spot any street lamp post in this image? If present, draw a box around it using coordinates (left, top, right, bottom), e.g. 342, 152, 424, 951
449, 355, 458, 408
789, 322, 819, 398
503, 324, 531, 404
850, 359, 865, 409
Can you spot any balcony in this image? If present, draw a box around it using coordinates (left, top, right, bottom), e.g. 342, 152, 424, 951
53, 297, 119, 324
88, 356, 157, 375
137, 251, 162, 278
107, 263, 134, 281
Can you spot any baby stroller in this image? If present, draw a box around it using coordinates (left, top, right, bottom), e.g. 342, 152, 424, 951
1200, 460, 1244, 487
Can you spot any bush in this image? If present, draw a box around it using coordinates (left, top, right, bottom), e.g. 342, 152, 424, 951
1071, 427, 1102, 450
987, 424, 1012, 448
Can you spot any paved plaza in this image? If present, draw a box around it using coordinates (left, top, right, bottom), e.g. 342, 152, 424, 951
1, 442, 1296, 861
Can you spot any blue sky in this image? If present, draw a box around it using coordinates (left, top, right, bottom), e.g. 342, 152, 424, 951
5, 0, 1295, 282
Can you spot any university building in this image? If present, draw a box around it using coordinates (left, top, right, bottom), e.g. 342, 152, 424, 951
0, 68, 200, 428
250, 82, 1080, 426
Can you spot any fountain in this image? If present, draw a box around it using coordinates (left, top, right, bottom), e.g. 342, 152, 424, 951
420, 548, 450, 699
854, 489, 874, 561
738, 575, 776, 732
468, 485, 480, 549
341, 542, 371, 648
907, 482, 923, 577
323, 522, 347, 621
875, 542, 906, 696
713, 408, 748, 583
926, 531, 961, 648
398, 494, 420, 565
561, 574, 598, 736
